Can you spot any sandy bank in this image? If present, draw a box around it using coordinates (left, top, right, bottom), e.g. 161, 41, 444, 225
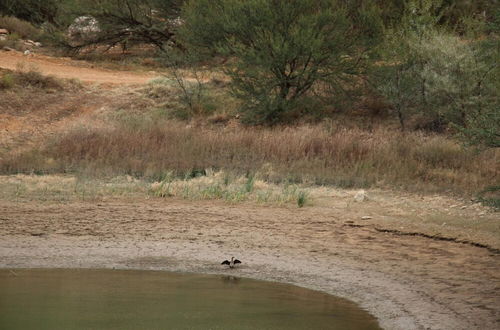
1, 199, 498, 329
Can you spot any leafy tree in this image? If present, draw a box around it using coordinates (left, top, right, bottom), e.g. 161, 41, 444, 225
372, 34, 420, 131
371, 0, 444, 131
454, 8, 499, 148
181, 0, 382, 125
373, 0, 499, 146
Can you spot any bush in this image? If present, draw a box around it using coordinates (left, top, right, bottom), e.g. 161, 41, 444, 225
0, 66, 66, 90
14, 69, 63, 89
477, 186, 500, 210
181, 0, 382, 125
0, 73, 14, 89
372, 0, 499, 145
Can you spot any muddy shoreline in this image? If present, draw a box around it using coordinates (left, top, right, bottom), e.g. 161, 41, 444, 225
1, 199, 499, 330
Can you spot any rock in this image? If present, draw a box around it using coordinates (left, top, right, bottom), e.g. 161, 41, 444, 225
167, 17, 184, 29
67, 16, 100, 43
2, 46, 14, 51
0, 35, 6, 41
22, 40, 41, 47
361, 216, 373, 220
23, 49, 31, 56
354, 190, 368, 202
0, 28, 9, 35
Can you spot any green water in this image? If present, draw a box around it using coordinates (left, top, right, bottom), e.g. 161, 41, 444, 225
0, 269, 381, 330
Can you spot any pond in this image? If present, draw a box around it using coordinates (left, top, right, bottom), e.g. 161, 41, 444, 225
0, 269, 381, 330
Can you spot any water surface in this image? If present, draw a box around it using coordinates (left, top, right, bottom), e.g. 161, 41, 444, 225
0, 269, 381, 330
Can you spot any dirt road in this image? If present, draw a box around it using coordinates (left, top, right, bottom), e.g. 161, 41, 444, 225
1, 198, 499, 330
0, 50, 159, 85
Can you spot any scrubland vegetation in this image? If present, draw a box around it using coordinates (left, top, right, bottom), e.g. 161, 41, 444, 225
1, 107, 497, 197
0, 0, 498, 206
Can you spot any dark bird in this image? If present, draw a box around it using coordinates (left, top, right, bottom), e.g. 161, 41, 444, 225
221, 257, 241, 268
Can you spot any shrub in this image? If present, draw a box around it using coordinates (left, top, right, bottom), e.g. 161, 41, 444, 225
181, 0, 382, 125
14, 69, 63, 89
0, 73, 14, 89
297, 191, 307, 208
477, 186, 500, 210
372, 0, 499, 145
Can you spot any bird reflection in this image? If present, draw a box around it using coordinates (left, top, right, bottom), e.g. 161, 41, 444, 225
221, 275, 241, 285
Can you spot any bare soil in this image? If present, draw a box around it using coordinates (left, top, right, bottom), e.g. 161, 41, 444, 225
0, 50, 159, 85
0, 197, 499, 330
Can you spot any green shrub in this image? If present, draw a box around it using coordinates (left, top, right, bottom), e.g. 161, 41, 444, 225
297, 191, 307, 208
477, 186, 500, 210
0, 73, 15, 89
181, 0, 382, 125
372, 0, 499, 144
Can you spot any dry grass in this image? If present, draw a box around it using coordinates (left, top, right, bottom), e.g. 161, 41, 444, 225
0, 174, 149, 202
1, 118, 497, 196
0, 16, 41, 40
0, 66, 80, 91
0, 173, 309, 207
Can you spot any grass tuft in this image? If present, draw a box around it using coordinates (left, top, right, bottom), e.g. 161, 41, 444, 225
297, 191, 308, 208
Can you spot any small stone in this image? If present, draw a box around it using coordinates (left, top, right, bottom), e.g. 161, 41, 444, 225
361, 216, 372, 220
0, 28, 9, 35
23, 50, 31, 56
354, 190, 368, 202
2, 46, 14, 51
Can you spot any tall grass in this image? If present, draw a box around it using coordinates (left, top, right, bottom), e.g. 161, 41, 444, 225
0, 120, 497, 195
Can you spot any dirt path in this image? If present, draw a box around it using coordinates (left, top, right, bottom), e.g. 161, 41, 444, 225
0, 50, 159, 85
1, 199, 498, 330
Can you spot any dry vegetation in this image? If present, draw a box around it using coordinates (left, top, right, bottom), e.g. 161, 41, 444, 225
1, 116, 497, 196
0, 16, 41, 40
0, 64, 497, 203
